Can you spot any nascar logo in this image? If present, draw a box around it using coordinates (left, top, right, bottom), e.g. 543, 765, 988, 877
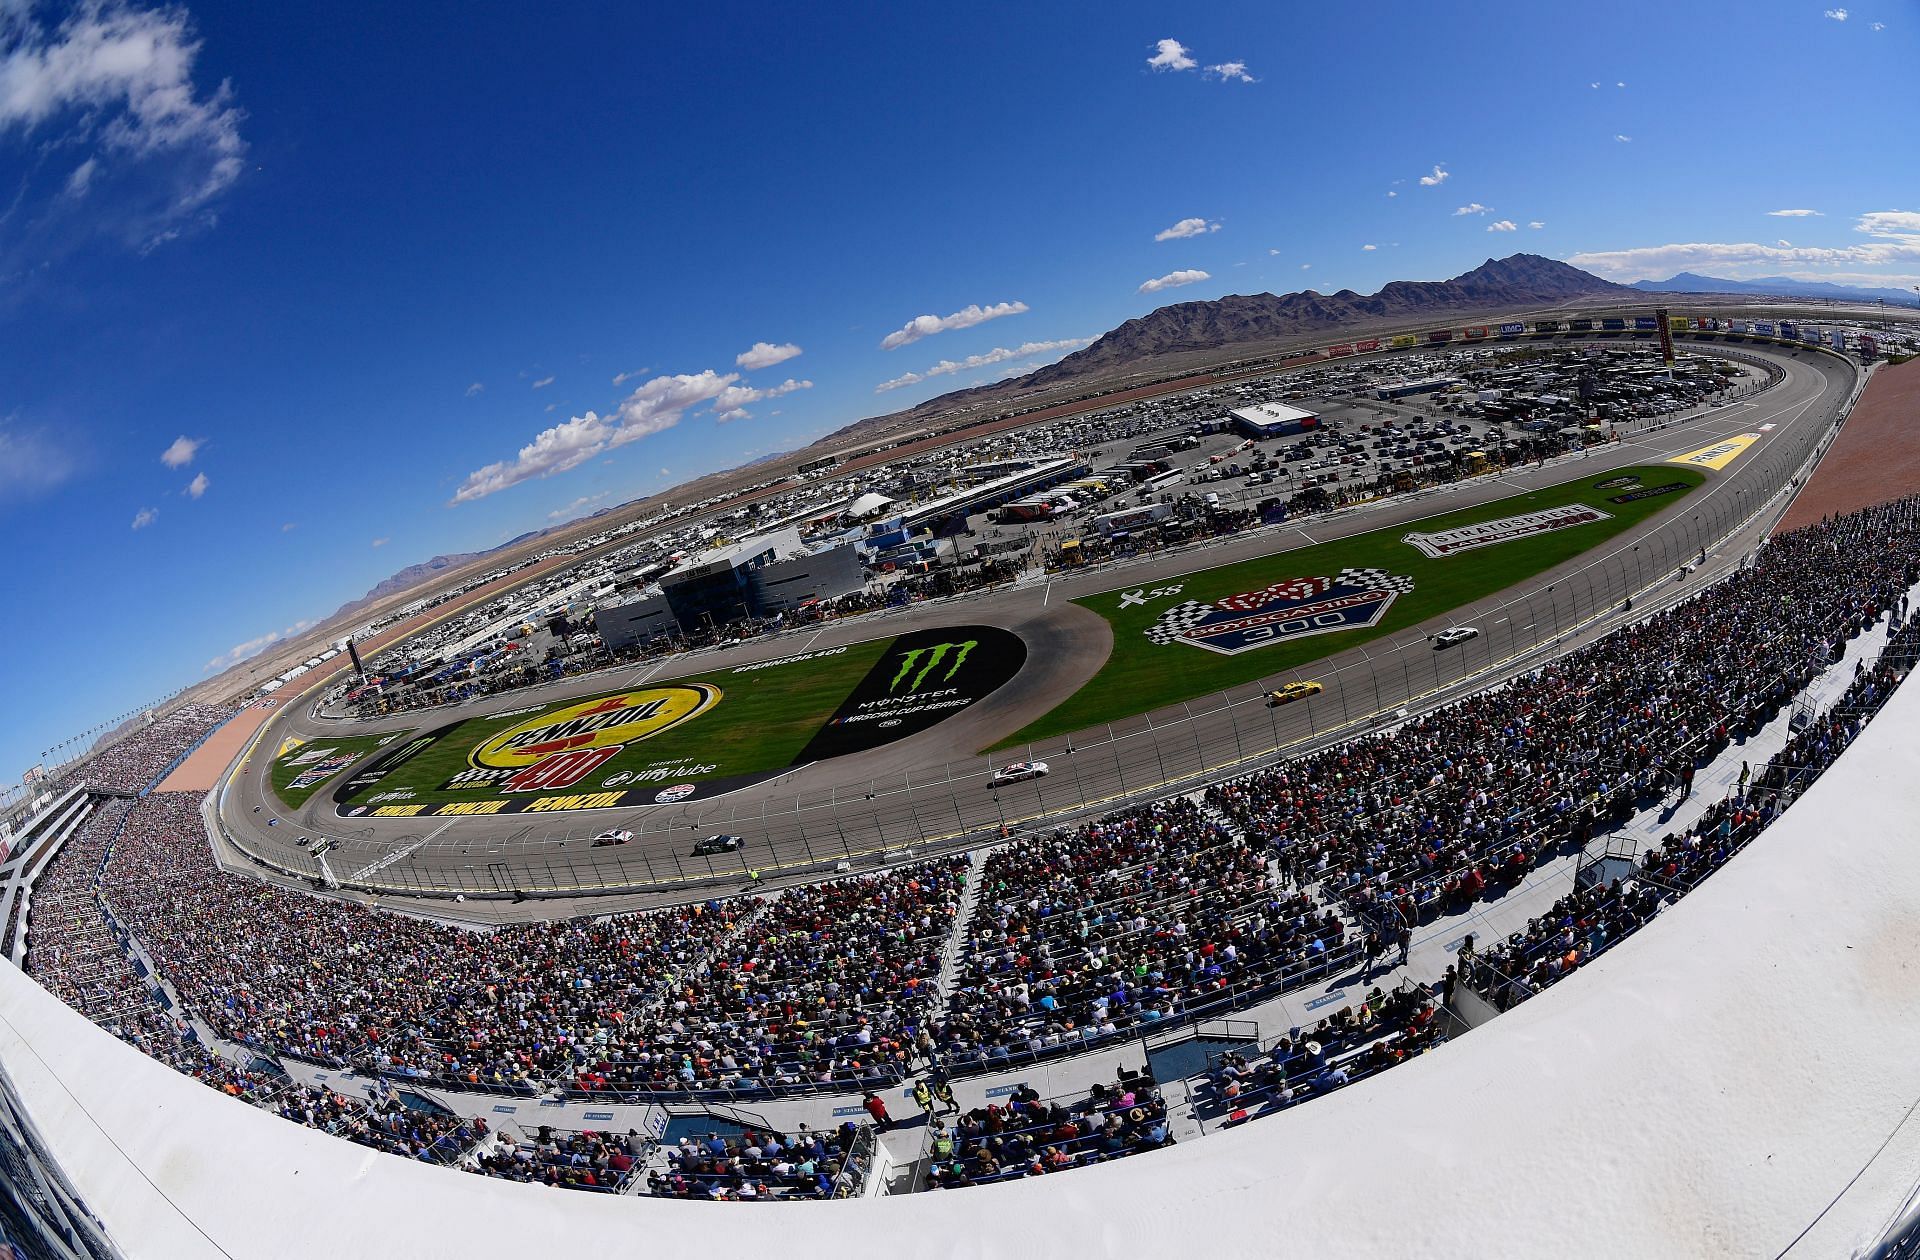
470, 685, 720, 770
1146, 568, 1414, 656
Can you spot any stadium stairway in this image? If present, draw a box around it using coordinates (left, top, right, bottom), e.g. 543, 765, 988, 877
928, 848, 989, 1018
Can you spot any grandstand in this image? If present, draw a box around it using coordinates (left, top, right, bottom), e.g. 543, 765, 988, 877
6, 494, 1920, 1252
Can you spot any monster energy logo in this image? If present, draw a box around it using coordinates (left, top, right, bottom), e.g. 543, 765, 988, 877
889, 640, 976, 693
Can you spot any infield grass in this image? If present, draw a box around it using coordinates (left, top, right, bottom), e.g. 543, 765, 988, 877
334, 635, 894, 809
996, 464, 1704, 747
269, 732, 409, 808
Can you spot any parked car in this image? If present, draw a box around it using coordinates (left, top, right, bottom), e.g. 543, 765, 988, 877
992, 761, 1050, 786
691, 833, 744, 856
1265, 680, 1325, 706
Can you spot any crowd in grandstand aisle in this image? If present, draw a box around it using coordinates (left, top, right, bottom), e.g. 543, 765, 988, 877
926, 1070, 1172, 1189
1198, 984, 1449, 1124
647, 1122, 867, 1200
70, 703, 235, 796
939, 797, 1353, 1069
472, 1123, 648, 1193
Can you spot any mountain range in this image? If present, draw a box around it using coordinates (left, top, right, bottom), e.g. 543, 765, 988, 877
1023, 254, 1632, 385
1633, 272, 1920, 307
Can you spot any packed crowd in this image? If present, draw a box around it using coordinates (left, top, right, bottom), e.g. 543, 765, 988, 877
23, 797, 491, 1170
648, 1122, 868, 1200
473, 1124, 649, 1193
78, 788, 962, 1101
1207, 497, 1920, 944
569, 859, 967, 1099
938, 797, 1354, 1070
926, 1069, 1172, 1190
72, 703, 235, 795
1196, 984, 1448, 1124
1463, 608, 1920, 1010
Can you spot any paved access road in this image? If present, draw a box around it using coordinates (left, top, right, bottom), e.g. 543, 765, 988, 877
214, 339, 1857, 920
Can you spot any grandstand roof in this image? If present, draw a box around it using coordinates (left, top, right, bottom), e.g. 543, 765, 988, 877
7, 669, 1920, 1254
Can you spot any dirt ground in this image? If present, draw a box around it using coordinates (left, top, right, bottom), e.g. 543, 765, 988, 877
1776, 356, 1920, 533
156, 699, 278, 792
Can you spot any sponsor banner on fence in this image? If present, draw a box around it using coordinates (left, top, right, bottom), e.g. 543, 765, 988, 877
1146, 569, 1415, 656
1402, 504, 1613, 560
1670, 433, 1760, 471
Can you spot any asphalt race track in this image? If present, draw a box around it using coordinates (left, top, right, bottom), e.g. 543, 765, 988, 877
214, 338, 1859, 920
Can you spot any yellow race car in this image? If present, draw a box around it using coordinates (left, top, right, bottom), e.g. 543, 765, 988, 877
1266, 680, 1325, 707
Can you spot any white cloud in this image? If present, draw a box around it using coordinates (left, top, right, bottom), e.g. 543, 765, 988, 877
1146, 38, 1195, 71
711, 376, 812, 422
1614, 134, 1632, 142
1871, 21, 1885, 29
1418, 164, 1450, 186
158, 435, 201, 467
875, 337, 1095, 393
370, 536, 388, 548
610, 367, 649, 386
1361, 243, 1377, 251
1487, 220, 1518, 232
1205, 61, 1255, 83
1769, 208, 1823, 217
1267, 247, 1281, 255
280, 522, 296, 532
184, 470, 208, 498
1589, 81, 1600, 89
879, 301, 1027, 350
1824, 7, 1848, 19
202, 618, 316, 673
1138, 269, 1210, 294
65, 156, 97, 197
1567, 211, 1920, 281
735, 341, 802, 370
548, 492, 610, 522
1300, 263, 1311, 270
464, 381, 483, 397
0, 2, 247, 253
1386, 190, 1397, 198
130, 506, 156, 530
1616, 81, 1626, 88
1453, 202, 1491, 216
1528, 221, 1546, 230
450, 369, 739, 503
1155, 217, 1220, 241
531, 375, 555, 389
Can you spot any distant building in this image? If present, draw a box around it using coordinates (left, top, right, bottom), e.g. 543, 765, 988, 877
1228, 401, 1322, 439
592, 591, 679, 652
654, 527, 866, 633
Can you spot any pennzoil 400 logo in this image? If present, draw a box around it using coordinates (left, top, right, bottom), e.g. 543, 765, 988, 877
442, 685, 720, 794
1146, 569, 1414, 656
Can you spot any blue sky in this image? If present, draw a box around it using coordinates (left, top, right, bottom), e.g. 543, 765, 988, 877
1, 0, 1915, 782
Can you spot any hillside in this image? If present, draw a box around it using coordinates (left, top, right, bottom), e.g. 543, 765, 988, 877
1634, 272, 1920, 307
821, 254, 1629, 446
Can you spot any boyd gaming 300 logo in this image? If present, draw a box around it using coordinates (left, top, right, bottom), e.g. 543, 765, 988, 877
1145, 568, 1414, 656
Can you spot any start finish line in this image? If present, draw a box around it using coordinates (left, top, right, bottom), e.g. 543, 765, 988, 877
1402, 504, 1614, 559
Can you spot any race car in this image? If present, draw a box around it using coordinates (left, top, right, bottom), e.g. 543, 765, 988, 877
1429, 626, 1481, 649
590, 829, 635, 847
992, 761, 1050, 787
1265, 680, 1325, 707
691, 833, 743, 857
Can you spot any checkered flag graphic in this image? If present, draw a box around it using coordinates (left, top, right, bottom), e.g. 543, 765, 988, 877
1146, 600, 1215, 644
1335, 567, 1416, 595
